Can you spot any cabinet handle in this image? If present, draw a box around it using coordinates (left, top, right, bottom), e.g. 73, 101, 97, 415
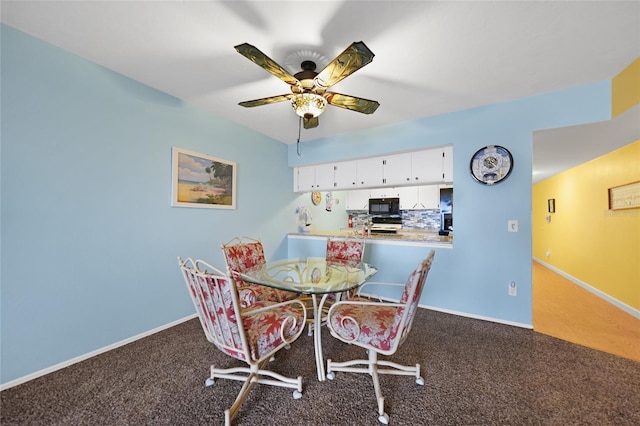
406, 177, 410, 181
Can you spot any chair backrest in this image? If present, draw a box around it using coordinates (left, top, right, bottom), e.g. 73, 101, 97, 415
178, 257, 249, 362
326, 237, 365, 267
390, 250, 435, 346
221, 236, 266, 275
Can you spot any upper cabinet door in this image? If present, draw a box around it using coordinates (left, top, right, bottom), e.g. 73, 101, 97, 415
382, 153, 412, 186
295, 166, 316, 192
356, 158, 384, 188
442, 145, 453, 183
411, 149, 445, 184
314, 163, 336, 190
333, 160, 358, 189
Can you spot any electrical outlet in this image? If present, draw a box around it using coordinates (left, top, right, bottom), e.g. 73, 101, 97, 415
508, 281, 517, 296
546, 249, 550, 257
508, 220, 518, 232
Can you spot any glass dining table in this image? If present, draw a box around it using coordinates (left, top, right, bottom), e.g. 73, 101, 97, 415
238, 257, 378, 381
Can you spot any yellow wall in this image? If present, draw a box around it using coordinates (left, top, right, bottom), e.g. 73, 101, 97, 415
612, 57, 640, 118
533, 141, 640, 310
534, 57, 640, 311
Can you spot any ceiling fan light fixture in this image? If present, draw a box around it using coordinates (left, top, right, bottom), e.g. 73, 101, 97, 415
291, 93, 327, 118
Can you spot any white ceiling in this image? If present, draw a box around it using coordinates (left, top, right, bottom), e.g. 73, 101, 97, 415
2, 1, 639, 182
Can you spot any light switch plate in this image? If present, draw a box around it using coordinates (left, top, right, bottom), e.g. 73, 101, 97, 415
508, 220, 518, 232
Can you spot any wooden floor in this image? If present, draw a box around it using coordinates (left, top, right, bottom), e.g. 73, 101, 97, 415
533, 261, 640, 363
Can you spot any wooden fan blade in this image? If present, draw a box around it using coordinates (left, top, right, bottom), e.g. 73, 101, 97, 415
314, 41, 375, 89
235, 43, 300, 87
303, 116, 319, 129
325, 92, 380, 114
239, 94, 292, 108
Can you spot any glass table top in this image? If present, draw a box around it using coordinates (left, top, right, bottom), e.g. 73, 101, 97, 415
238, 257, 378, 295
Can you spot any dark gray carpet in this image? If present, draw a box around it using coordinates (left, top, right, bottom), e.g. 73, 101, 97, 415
2, 309, 639, 425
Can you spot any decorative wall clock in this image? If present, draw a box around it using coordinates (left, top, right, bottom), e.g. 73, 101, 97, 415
470, 145, 514, 185
311, 191, 322, 205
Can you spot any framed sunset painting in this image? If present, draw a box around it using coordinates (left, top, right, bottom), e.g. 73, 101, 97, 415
171, 147, 236, 209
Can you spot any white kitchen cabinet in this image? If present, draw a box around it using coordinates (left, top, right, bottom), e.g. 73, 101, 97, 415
295, 144, 454, 192
333, 160, 358, 189
346, 189, 370, 211
396, 185, 439, 210
417, 185, 440, 209
411, 149, 445, 184
295, 166, 317, 192
397, 186, 419, 209
382, 153, 413, 185
356, 158, 384, 187
442, 145, 453, 182
369, 187, 400, 199
295, 163, 348, 192
314, 163, 336, 190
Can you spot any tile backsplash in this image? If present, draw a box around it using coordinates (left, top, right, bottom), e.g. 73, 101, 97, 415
349, 209, 442, 231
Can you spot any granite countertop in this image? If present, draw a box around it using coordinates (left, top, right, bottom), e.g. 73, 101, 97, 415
289, 229, 453, 245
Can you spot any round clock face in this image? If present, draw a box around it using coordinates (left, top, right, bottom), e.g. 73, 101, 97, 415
311, 191, 322, 205
470, 145, 514, 185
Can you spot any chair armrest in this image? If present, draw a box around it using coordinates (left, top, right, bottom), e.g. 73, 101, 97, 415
356, 281, 404, 299
330, 299, 404, 310
242, 299, 307, 345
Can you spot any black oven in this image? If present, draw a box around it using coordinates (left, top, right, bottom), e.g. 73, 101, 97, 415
368, 198, 400, 215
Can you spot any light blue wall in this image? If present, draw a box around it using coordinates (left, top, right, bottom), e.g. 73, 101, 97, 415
288, 81, 611, 327
1, 24, 613, 385
0, 25, 298, 384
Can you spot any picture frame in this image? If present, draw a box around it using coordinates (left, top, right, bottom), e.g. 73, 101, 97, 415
608, 181, 640, 210
171, 147, 236, 209
547, 198, 555, 213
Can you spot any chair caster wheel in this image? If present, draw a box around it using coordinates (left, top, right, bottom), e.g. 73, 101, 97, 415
378, 413, 389, 424
416, 376, 425, 385
205, 378, 215, 387
326, 372, 335, 380
293, 390, 303, 399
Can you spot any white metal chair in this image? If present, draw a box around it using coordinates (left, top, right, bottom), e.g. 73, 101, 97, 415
178, 257, 307, 425
221, 236, 299, 306
325, 251, 435, 424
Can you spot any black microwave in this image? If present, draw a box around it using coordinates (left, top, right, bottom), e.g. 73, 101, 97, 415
368, 198, 400, 215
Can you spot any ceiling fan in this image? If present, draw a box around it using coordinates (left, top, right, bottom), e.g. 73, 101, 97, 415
235, 41, 380, 129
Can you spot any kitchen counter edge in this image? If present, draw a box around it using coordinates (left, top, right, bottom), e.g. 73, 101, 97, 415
288, 232, 453, 248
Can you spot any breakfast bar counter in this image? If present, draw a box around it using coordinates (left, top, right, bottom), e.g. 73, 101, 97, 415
288, 229, 453, 247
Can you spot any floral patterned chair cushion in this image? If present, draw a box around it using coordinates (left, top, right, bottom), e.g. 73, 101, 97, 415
326, 238, 365, 267
326, 238, 366, 302
221, 238, 298, 305
327, 265, 425, 353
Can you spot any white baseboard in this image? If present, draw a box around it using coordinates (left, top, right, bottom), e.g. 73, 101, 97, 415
421, 305, 533, 329
358, 291, 533, 329
533, 258, 640, 320
0, 314, 197, 391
